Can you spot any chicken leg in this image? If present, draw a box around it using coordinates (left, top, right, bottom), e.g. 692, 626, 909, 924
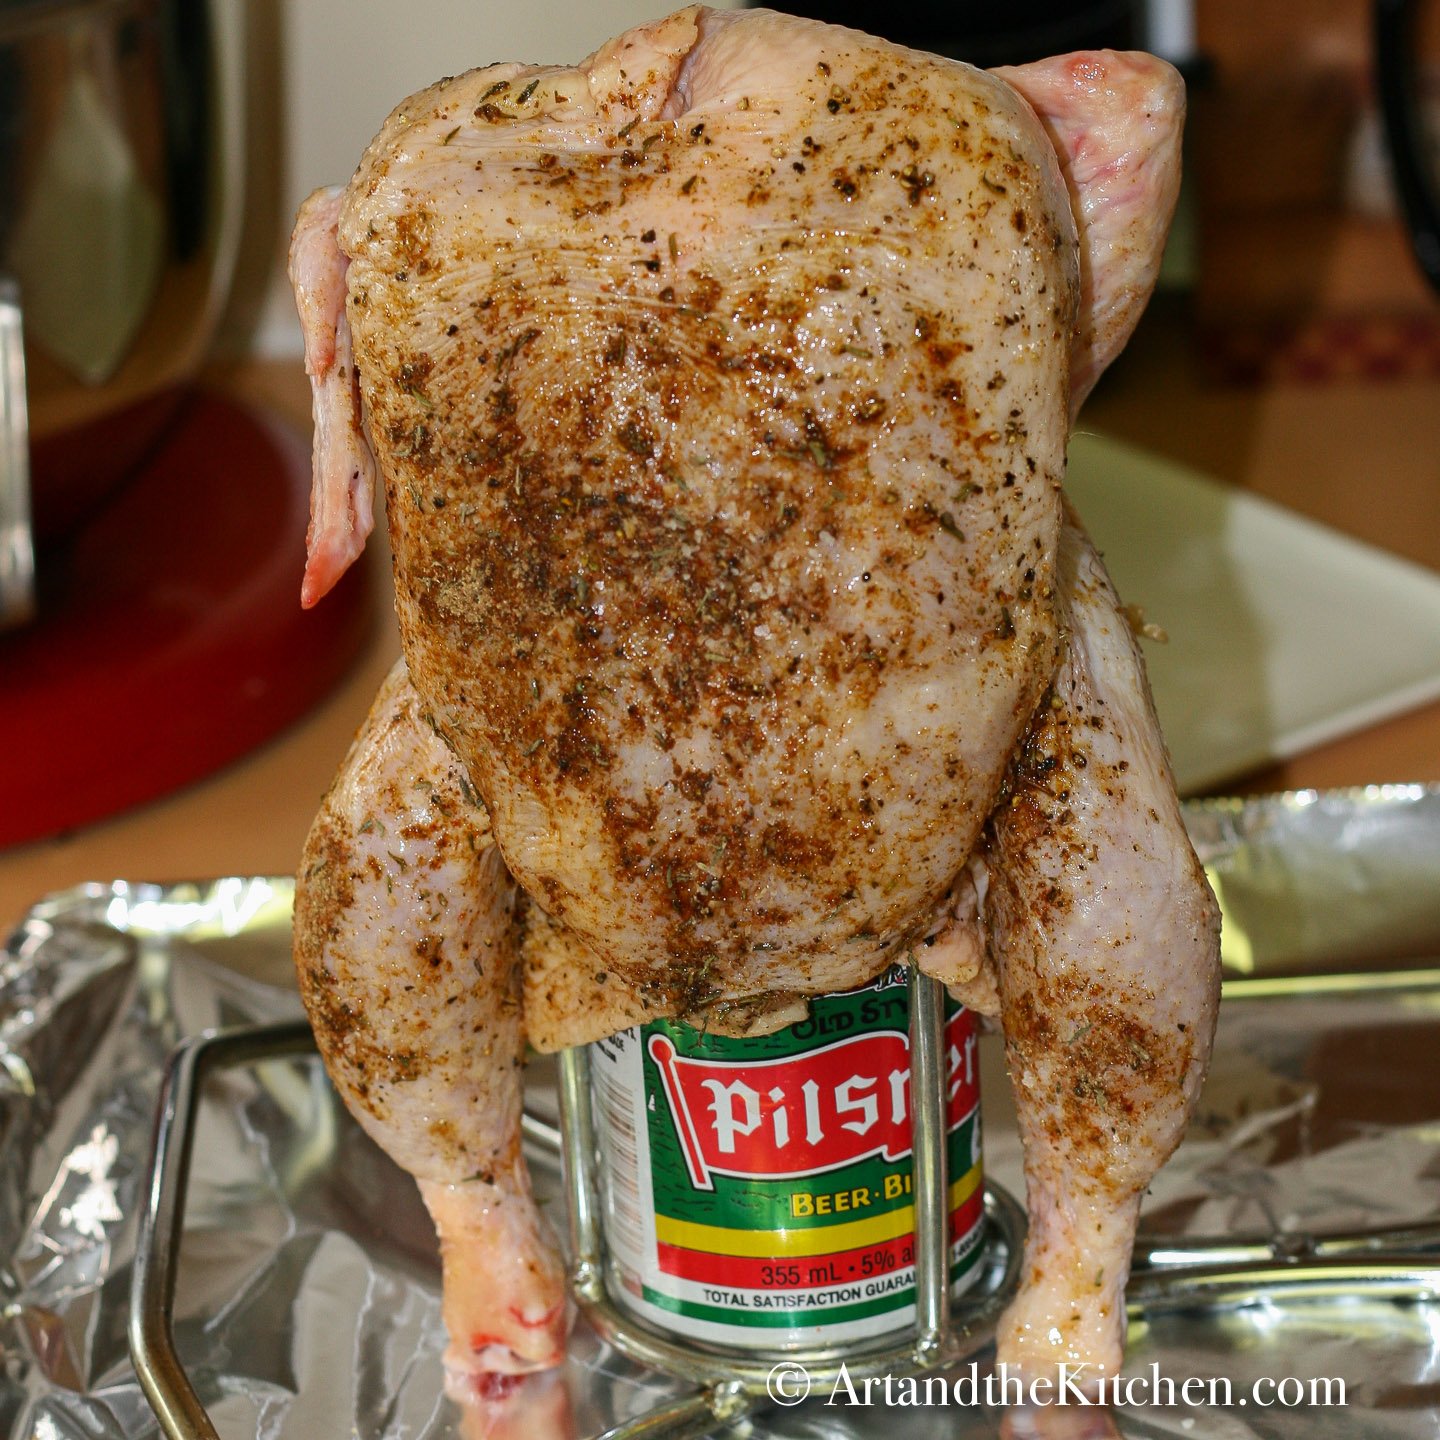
983, 511, 1221, 1377
292, 661, 568, 1397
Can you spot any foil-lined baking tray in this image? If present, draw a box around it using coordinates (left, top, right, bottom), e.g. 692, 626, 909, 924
4, 786, 1440, 1438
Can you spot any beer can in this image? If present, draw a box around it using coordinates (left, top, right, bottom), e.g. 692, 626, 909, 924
588, 965, 984, 1348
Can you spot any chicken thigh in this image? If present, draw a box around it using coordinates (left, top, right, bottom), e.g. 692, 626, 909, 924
292, 663, 568, 1388
983, 510, 1219, 1374
291, 4, 1218, 1392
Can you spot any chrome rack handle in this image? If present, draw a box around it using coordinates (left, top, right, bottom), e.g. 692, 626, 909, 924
1137, 1219, 1440, 1271
558, 1043, 605, 1299
907, 965, 950, 1364
1129, 1253, 1440, 1314
128, 1021, 316, 1440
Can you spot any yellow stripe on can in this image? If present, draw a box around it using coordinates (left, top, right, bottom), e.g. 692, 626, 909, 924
652, 1162, 983, 1259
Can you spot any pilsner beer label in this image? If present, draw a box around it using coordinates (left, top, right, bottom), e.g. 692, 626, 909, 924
590, 965, 985, 1348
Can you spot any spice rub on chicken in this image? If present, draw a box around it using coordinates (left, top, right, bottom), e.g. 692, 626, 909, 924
290, 4, 1219, 1397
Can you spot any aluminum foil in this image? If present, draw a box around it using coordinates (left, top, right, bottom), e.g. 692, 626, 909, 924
4, 788, 1440, 1439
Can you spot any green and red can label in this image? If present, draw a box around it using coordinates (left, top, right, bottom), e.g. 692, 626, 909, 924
590, 965, 984, 1348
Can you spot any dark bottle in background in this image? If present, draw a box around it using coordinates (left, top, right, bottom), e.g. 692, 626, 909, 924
753, 0, 1143, 67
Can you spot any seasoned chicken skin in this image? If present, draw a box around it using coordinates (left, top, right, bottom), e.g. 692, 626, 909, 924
291, 4, 1217, 1390
331, 4, 1078, 1029
292, 664, 567, 1394
984, 511, 1220, 1374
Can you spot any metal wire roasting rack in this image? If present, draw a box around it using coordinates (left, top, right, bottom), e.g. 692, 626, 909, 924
128, 970, 1440, 1440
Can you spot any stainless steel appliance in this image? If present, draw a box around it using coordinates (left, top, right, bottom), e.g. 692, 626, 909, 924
0, 0, 244, 626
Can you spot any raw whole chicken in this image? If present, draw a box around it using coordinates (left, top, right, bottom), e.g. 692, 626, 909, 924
290, 4, 1220, 1398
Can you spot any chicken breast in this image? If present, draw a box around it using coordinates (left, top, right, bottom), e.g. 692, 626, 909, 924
328, 4, 1077, 1030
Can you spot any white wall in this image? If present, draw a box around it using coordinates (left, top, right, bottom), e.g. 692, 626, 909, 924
246, 0, 743, 354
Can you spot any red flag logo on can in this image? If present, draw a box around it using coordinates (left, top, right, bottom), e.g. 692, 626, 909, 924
647, 1013, 978, 1190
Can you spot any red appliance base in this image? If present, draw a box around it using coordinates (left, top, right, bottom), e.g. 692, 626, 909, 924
0, 391, 373, 849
